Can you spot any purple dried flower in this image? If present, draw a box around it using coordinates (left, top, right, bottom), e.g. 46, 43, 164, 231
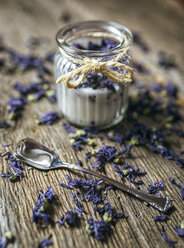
45, 52, 55, 63
65, 174, 95, 189
169, 175, 184, 200
158, 51, 177, 70
92, 146, 117, 169
1, 152, 23, 179
94, 201, 125, 222
161, 226, 177, 248
0, 232, 14, 248
58, 181, 74, 190
32, 187, 57, 225
0, 237, 7, 248
85, 184, 104, 204
137, 214, 141, 219
154, 215, 169, 222
174, 225, 184, 237
58, 211, 79, 226
74, 208, 84, 219
83, 125, 98, 135
34, 89, 45, 100
113, 162, 146, 185
72, 142, 84, 151
70, 194, 84, 215
133, 61, 150, 74
132, 32, 149, 52
0, 121, 10, 129
86, 216, 112, 240
147, 181, 166, 194
62, 123, 76, 134
166, 82, 178, 98
76, 191, 84, 201
77, 159, 83, 167
7, 97, 27, 119
36, 111, 59, 125
38, 234, 52, 248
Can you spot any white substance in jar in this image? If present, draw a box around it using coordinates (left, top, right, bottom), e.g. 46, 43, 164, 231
57, 82, 129, 127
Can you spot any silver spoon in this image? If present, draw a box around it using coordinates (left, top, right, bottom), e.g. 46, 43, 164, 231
14, 138, 172, 213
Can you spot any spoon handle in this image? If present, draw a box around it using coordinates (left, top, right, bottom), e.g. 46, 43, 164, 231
61, 162, 172, 213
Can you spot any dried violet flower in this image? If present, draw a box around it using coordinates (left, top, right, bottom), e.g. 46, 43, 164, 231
158, 51, 177, 70
169, 175, 184, 200
63, 123, 98, 150
113, 162, 146, 185
147, 181, 166, 195
132, 32, 149, 52
60, 175, 104, 206
161, 226, 177, 248
0, 121, 10, 129
91, 146, 117, 169
14, 81, 55, 104
133, 61, 151, 74
58, 211, 79, 226
35, 111, 59, 125
7, 97, 27, 120
0, 232, 14, 248
1, 152, 24, 180
38, 234, 52, 248
32, 186, 57, 226
85, 216, 112, 240
62, 123, 76, 134
154, 215, 169, 222
94, 201, 125, 222
174, 220, 184, 237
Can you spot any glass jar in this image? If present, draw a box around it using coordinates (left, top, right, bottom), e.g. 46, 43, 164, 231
54, 21, 133, 129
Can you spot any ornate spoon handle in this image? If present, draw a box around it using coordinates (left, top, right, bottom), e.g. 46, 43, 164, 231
60, 162, 172, 213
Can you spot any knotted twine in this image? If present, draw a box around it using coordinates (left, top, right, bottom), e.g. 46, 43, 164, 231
56, 46, 133, 88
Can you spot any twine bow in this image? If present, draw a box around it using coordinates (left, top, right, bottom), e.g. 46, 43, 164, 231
56, 48, 133, 88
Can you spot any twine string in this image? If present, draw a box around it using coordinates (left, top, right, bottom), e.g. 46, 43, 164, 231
56, 38, 133, 88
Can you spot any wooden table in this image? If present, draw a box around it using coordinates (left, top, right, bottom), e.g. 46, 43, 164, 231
0, 0, 184, 247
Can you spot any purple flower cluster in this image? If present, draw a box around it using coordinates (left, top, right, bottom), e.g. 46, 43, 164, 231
58, 211, 79, 226
94, 201, 125, 221
161, 226, 177, 248
35, 111, 59, 125
63, 123, 98, 150
86, 216, 112, 240
0, 237, 7, 248
0, 232, 14, 248
169, 175, 184, 200
91, 146, 117, 169
38, 234, 52, 248
154, 215, 169, 222
14, 81, 56, 103
174, 219, 184, 237
7, 97, 27, 120
147, 181, 166, 195
0, 121, 10, 129
132, 32, 149, 52
0, 152, 24, 180
59, 175, 104, 206
113, 162, 146, 185
32, 187, 57, 226
158, 51, 177, 70
70, 193, 84, 218
73, 39, 118, 51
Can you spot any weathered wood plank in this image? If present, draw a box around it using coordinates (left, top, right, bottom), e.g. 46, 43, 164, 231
0, 0, 184, 248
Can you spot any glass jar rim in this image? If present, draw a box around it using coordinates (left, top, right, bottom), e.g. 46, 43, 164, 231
56, 20, 133, 58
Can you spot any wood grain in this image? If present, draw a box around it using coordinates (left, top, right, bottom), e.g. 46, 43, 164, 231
0, 0, 184, 247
